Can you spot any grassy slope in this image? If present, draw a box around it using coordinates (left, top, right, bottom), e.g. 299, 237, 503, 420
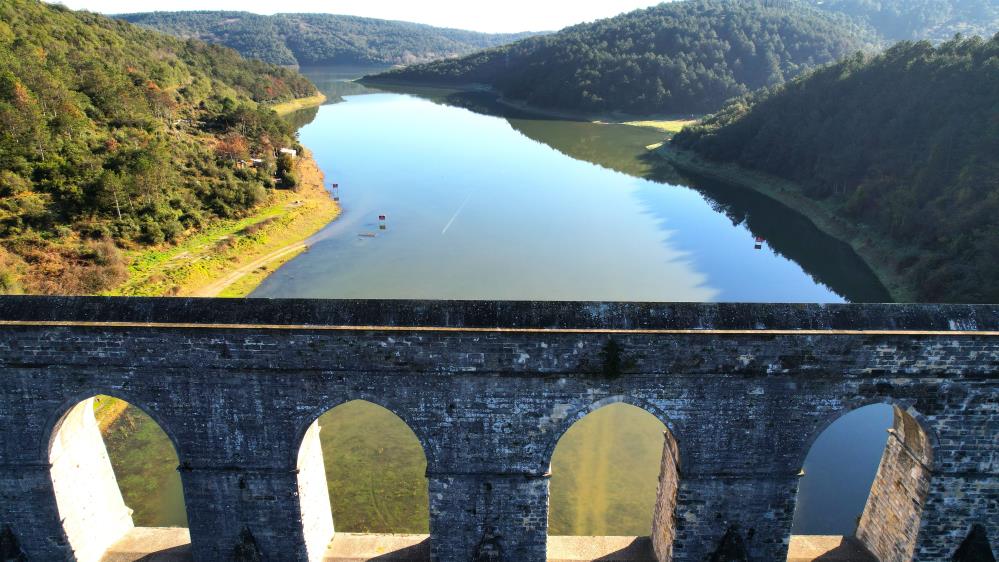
109, 149, 337, 298
0, 0, 323, 296
270, 93, 328, 116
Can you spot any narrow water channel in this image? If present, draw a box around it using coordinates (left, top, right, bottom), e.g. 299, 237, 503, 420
104, 66, 894, 539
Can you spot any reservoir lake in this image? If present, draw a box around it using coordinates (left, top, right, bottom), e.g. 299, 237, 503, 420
104, 66, 894, 540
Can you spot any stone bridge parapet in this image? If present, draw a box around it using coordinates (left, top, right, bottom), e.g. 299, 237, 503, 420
0, 297, 995, 561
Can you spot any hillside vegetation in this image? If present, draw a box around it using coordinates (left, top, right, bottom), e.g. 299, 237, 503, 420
0, 0, 319, 295
809, 0, 999, 41
119, 11, 541, 67
672, 35, 999, 303
364, 0, 876, 115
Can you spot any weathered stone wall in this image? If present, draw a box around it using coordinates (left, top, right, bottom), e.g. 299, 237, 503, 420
857, 407, 933, 561
0, 297, 995, 561
651, 431, 680, 562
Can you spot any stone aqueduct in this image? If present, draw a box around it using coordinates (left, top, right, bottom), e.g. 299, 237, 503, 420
0, 297, 996, 561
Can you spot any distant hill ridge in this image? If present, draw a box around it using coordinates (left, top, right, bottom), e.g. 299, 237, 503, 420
807, 0, 999, 42
363, 0, 878, 115
118, 11, 544, 67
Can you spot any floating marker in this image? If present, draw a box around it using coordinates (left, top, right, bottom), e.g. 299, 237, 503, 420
331, 183, 340, 202
379, 215, 387, 231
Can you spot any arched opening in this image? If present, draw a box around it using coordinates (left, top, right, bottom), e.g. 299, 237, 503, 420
49, 396, 187, 562
547, 402, 679, 561
791, 404, 933, 562
296, 400, 429, 561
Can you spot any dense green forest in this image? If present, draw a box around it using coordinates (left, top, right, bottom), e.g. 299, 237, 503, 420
0, 0, 318, 294
364, 0, 876, 115
119, 11, 541, 67
672, 35, 999, 303
809, 0, 999, 41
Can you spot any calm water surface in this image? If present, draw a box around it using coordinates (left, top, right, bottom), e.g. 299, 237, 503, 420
253, 90, 877, 302
105, 66, 894, 540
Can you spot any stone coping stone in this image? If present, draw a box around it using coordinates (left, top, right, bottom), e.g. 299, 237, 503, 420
1, 296, 997, 332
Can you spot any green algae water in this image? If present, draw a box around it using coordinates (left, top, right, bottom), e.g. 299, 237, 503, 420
104, 66, 893, 539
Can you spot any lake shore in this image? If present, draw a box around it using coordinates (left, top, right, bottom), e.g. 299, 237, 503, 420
359, 78, 697, 130
98, 148, 339, 430
109, 149, 339, 299
654, 146, 916, 303
269, 93, 328, 116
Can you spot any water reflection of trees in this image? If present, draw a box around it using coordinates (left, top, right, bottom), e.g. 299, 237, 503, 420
648, 163, 891, 303
502, 104, 891, 302
491, 98, 889, 302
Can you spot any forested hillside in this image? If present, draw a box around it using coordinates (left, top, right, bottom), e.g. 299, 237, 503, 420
672, 35, 999, 303
809, 0, 999, 41
119, 11, 541, 67
364, 0, 876, 115
0, 0, 318, 294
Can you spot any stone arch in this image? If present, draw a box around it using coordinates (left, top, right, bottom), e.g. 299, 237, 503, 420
794, 399, 936, 562
44, 388, 183, 465
542, 394, 683, 470
291, 395, 431, 469
545, 396, 682, 562
797, 397, 938, 471
293, 399, 430, 562
47, 393, 185, 562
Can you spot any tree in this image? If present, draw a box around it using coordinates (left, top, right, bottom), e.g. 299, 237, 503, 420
0, 0, 319, 294
217, 132, 250, 162
364, 0, 876, 115
672, 35, 999, 303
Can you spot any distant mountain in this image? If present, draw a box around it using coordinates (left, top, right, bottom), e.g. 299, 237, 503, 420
809, 0, 999, 42
672, 35, 999, 303
363, 0, 877, 115
0, 0, 317, 294
118, 11, 543, 67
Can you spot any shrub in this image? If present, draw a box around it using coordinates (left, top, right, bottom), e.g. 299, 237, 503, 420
281, 172, 299, 190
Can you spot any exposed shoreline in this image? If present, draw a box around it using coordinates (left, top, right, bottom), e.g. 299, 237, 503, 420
654, 146, 915, 303
109, 149, 339, 299
359, 78, 697, 129
269, 93, 328, 116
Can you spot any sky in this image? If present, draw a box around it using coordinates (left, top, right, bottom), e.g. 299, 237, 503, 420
54, 0, 665, 33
